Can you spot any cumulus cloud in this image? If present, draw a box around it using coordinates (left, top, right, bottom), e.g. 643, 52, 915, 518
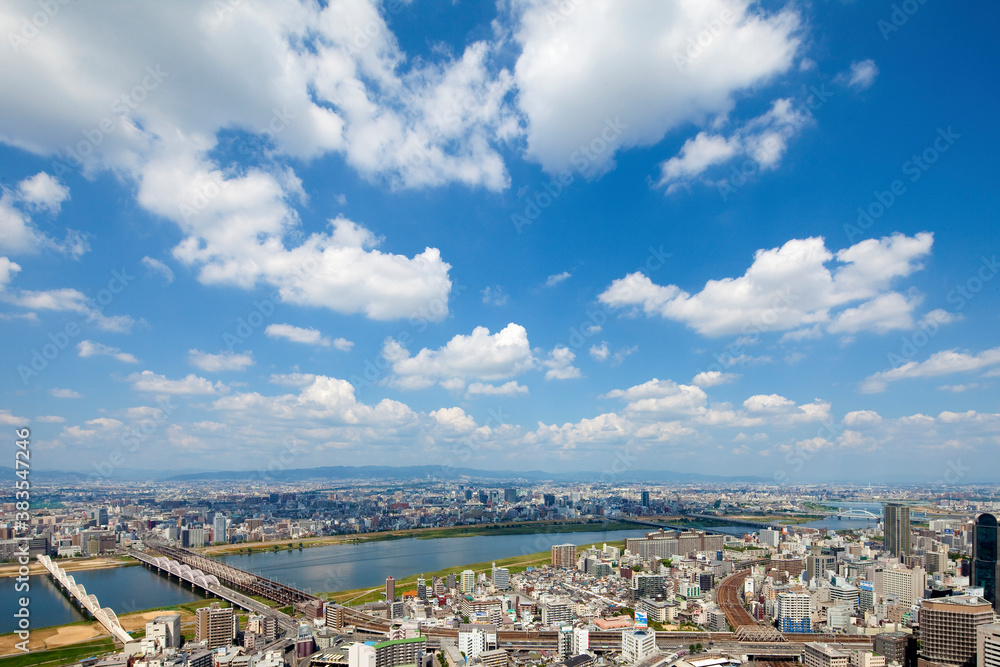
384, 323, 535, 390
599, 232, 934, 337
129, 370, 225, 395
542, 345, 582, 380
77, 340, 138, 364
692, 371, 738, 387
50, 388, 82, 398
17, 172, 69, 212
511, 0, 802, 175
0, 174, 85, 257
657, 98, 810, 192
466, 381, 529, 397
861, 345, 1000, 393
264, 323, 351, 349
188, 349, 254, 372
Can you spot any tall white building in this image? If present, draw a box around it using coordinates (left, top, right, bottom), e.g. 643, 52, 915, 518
491, 564, 510, 590
572, 627, 589, 655
458, 626, 489, 660
759, 528, 781, 548
348, 642, 376, 667
460, 569, 476, 594
882, 565, 925, 607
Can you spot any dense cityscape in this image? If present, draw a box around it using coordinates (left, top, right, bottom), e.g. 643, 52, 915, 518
2, 479, 999, 667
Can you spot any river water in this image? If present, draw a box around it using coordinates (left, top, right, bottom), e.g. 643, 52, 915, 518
5, 509, 887, 634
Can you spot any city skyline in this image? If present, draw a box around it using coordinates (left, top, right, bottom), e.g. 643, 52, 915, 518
1, 2, 998, 481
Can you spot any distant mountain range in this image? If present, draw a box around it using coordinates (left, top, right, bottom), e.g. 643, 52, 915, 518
0, 463, 767, 484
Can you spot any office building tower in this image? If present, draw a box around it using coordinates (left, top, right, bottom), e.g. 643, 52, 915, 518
778, 592, 811, 633
213, 514, 227, 544
873, 632, 911, 667
491, 564, 510, 590
386, 576, 395, 602
464, 489, 473, 501
504, 488, 518, 503
478, 490, 488, 504
552, 544, 576, 569
544, 494, 556, 506
759, 528, 781, 547
973, 513, 998, 611
919, 596, 993, 667
196, 602, 236, 649
884, 503, 911, 557
416, 577, 426, 600
460, 569, 475, 593
882, 565, 925, 607
978, 625, 1000, 667
640, 491, 650, 507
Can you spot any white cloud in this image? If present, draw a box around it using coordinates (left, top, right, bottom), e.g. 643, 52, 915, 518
599, 232, 934, 337
844, 59, 879, 90
511, 0, 801, 175
265, 323, 351, 350
481, 285, 508, 306
0, 176, 86, 257
129, 370, 224, 395
692, 371, 738, 387
657, 98, 810, 192
77, 340, 139, 364
827, 291, 920, 334
188, 349, 254, 372
466, 381, 529, 397
50, 388, 82, 398
545, 271, 571, 287
0, 409, 26, 425
141, 256, 175, 283
35, 415, 66, 423
17, 172, 69, 212
589, 341, 637, 366
590, 342, 609, 362
743, 394, 796, 413
861, 345, 1000, 393
385, 323, 535, 390
843, 410, 882, 427
542, 345, 582, 380
938, 383, 983, 393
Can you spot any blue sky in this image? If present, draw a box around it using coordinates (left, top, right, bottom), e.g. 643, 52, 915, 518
1, 0, 997, 482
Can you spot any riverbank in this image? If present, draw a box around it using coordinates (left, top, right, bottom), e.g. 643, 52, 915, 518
0, 557, 135, 579
198, 519, 633, 556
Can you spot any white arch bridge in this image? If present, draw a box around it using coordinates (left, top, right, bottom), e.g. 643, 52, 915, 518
37, 555, 135, 646
835, 509, 880, 519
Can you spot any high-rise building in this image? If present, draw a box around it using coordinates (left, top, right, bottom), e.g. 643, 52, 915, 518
882, 565, 925, 607
460, 569, 475, 594
213, 514, 227, 544
973, 513, 998, 611
195, 602, 236, 649
572, 627, 589, 655
978, 624, 1000, 667
873, 632, 912, 667
778, 592, 811, 633
918, 596, 994, 667
386, 576, 395, 602
491, 564, 510, 590
884, 503, 911, 557
543, 494, 556, 506
447, 573, 456, 590
552, 544, 576, 569
504, 488, 518, 503
557, 624, 573, 660
640, 491, 650, 507
416, 577, 426, 600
